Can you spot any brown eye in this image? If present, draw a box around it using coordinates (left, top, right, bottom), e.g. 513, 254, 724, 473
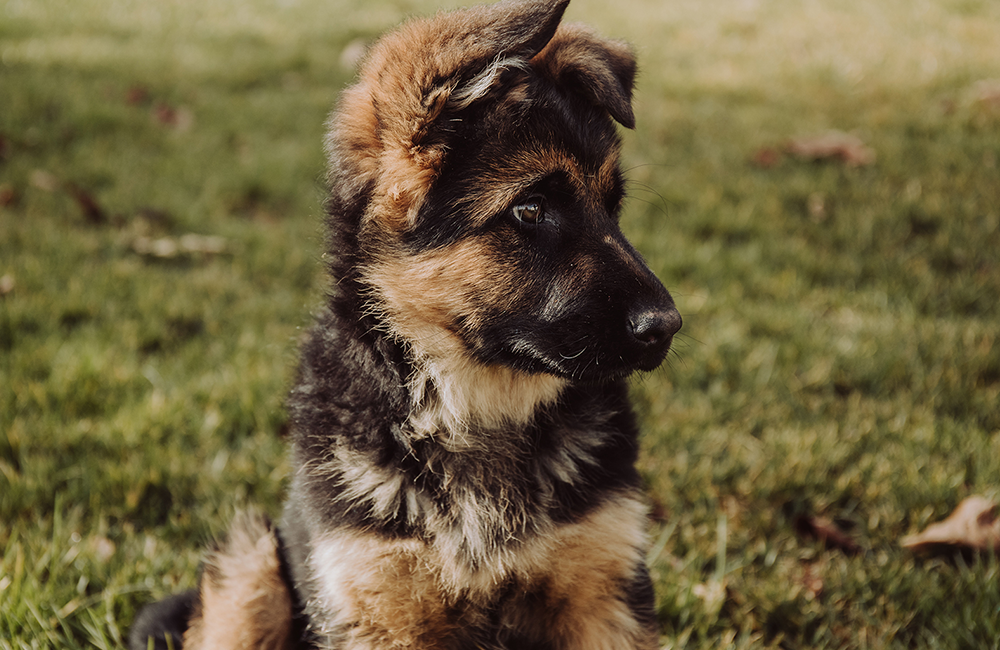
512, 199, 544, 225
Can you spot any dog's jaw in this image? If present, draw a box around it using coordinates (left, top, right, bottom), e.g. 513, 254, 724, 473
406, 354, 567, 445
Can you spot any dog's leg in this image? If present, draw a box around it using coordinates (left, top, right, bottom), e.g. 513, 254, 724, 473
129, 589, 198, 650
182, 511, 296, 650
308, 532, 462, 650
508, 494, 660, 650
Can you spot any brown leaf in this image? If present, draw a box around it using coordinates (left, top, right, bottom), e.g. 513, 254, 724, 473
799, 562, 825, 601
786, 130, 876, 167
30, 169, 61, 193
902, 495, 1000, 553
125, 85, 151, 106
794, 514, 862, 555
153, 103, 194, 132
973, 80, 1000, 111
0, 183, 17, 208
751, 146, 783, 168
132, 234, 228, 258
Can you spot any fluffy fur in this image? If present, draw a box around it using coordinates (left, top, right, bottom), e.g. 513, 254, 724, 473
130, 1, 682, 648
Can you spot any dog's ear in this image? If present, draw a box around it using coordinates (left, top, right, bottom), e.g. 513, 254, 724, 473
331, 0, 571, 229
531, 23, 638, 129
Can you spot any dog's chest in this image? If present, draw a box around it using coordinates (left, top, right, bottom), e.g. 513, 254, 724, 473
306, 492, 650, 649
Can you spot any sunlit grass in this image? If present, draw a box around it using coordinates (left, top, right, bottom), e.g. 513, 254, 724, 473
2, 0, 999, 647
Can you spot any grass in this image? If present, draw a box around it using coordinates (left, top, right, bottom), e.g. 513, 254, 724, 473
2, 0, 999, 647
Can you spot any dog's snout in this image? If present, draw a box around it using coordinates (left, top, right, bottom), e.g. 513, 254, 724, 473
628, 305, 682, 348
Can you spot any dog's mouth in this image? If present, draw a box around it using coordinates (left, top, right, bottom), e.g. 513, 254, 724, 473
497, 302, 682, 382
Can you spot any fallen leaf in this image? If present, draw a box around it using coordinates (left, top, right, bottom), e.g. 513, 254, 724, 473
125, 85, 151, 106
793, 514, 862, 555
799, 562, 824, 601
179, 233, 226, 254
751, 146, 783, 168
973, 80, 1000, 111
901, 495, 1000, 553
153, 103, 195, 132
0, 183, 17, 208
786, 130, 876, 167
133, 236, 178, 258
133, 234, 228, 258
30, 169, 61, 192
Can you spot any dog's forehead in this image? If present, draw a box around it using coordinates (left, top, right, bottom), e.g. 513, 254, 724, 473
454, 140, 621, 223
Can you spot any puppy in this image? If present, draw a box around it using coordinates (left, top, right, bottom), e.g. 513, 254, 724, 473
130, 0, 681, 648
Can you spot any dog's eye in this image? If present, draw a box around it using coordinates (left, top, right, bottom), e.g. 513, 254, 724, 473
512, 199, 544, 225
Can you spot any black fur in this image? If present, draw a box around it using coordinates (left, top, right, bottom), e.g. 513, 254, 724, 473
129, 590, 198, 650
130, 1, 680, 648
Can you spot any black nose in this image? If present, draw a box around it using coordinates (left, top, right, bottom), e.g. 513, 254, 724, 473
628, 305, 682, 348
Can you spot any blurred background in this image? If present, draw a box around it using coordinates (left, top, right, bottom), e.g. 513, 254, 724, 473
2, 0, 999, 647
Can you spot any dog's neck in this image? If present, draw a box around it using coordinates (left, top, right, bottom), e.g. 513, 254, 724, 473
404, 351, 567, 448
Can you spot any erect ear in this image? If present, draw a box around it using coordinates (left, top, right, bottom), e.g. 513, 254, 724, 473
331, 0, 571, 229
531, 23, 638, 129
459, 0, 572, 64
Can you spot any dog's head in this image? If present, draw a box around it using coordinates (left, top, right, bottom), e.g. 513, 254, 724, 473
326, 0, 680, 384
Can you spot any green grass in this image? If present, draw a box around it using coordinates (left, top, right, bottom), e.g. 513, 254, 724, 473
2, 0, 999, 647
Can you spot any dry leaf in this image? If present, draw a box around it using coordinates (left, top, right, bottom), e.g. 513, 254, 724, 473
153, 103, 195, 132
30, 169, 61, 192
0, 183, 17, 208
786, 130, 876, 167
125, 85, 150, 106
973, 80, 1000, 111
751, 146, 783, 168
799, 562, 824, 601
133, 234, 228, 258
902, 495, 1000, 553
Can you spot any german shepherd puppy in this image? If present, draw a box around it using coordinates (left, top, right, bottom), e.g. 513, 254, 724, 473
129, 0, 681, 648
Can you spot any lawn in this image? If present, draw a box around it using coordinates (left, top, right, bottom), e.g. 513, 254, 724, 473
2, 0, 999, 648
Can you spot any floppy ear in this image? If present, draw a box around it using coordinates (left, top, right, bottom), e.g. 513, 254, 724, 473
330, 0, 571, 229
531, 23, 638, 129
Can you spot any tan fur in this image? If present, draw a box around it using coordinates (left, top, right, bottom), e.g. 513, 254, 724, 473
526, 495, 657, 650
364, 238, 567, 436
329, 14, 512, 230
309, 534, 460, 649
184, 513, 294, 650
165, 3, 665, 648
454, 145, 616, 230
364, 240, 501, 358
310, 492, 653, 650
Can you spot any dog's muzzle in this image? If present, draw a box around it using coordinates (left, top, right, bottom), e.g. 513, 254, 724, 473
626, 301, 682, 371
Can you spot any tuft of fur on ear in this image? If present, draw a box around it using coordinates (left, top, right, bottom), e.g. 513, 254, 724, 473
326, 0, 570, 229
532, 23, 638, 129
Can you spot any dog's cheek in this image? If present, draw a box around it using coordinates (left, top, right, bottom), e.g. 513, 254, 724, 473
365, 240, 523, 357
